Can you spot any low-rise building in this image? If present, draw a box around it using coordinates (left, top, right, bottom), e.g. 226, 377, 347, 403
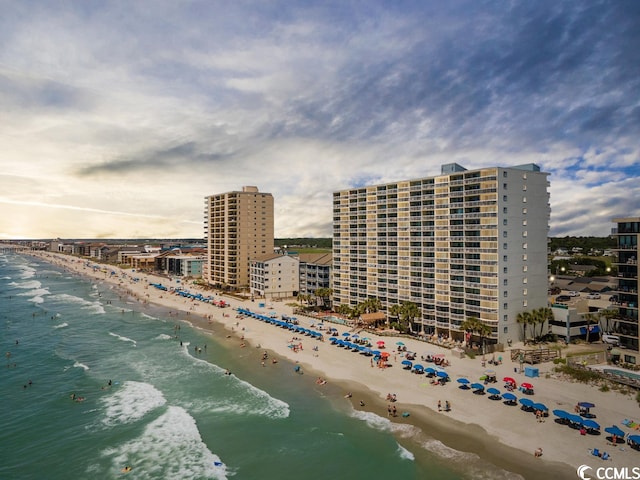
250, 254, 299, 299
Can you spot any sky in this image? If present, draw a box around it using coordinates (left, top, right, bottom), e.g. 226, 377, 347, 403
1, 0, 639, 240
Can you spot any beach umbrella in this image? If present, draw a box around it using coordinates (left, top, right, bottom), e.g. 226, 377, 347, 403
583, 419, 600, 430
436, 371, 449, 378
519, 398, 534, 408
553, 409, 570, 419
457, 378, 470, 384
376, 340, 385, 346
396, 341, 405, 346
425, 367, 436, 374
329, 337, 338, 343
484, 369, 496, 376
605, 426, 625, 437
628, 435, 640, 444
401, 360, 412, 366
351, 334, 359, 339
342, 332, 351, 337
568, 414, 584, 425
372, 350, 381, 356
470, 383, 485, 390
502, 392, 517, 402
380, 352, 390, 358
486, 387, 501, 396
532, 402, 548, 412
520, 382, 534, 390
578, 402, 595, 409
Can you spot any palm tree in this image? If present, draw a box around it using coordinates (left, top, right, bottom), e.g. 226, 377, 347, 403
535, 307, 554, 339
599, 308, 619, 334
460, 316, 492, 354
389, 304, 402, 330
584, 313, 599, 343
516, 311, 532, 343
336, 304, 353, 317
362, 297, 382, 314
396, 301, 420, 333
314, 287, 333, 309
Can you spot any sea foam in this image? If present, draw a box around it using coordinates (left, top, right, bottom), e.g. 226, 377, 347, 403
109, 332, 137, 347
101, 381, 166, 427
101, 405, 228, 480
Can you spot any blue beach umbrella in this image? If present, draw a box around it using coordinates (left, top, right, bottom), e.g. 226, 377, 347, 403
605, 426, 625, 437
470, 383, 484, 390
519, 398, 534, 408
396, 341, 405, 346
486, 387, 501, 396
502, 392, 517, 402
457, 378, 470, 384
628, 435, 640, 444
532, 402, 548, 412
567, 414, 584, 425
583, 419, 600, 430
342, 332, 351, 337
425, 367, 436, 374
553, 409, 570, 419
578, 402, 595, 409
413, 364, 425, 371
436, 371, 449, 378
401, 360, 413, 366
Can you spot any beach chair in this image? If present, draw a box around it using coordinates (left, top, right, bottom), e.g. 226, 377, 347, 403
602, 452, 610, 461
591, 448, 600, 457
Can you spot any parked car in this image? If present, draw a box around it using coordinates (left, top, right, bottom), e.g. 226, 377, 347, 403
602, 334, 620, 346
567, 291, 580, 297
586, 293, 601, 299
555, 295, 572, 303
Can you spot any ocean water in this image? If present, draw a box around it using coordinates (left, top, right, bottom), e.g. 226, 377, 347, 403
0, 253, 517, 480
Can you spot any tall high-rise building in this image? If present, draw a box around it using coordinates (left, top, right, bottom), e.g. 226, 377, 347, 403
611, 217, 639, 362
204, 186, 274, 289
332, 163, 550, 346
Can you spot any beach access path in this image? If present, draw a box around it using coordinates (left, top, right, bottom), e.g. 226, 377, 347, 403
32, 251, 640, 474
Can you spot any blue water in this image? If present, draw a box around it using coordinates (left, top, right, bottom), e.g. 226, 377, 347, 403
0, 253, 520, 479
604, 368, 640, 380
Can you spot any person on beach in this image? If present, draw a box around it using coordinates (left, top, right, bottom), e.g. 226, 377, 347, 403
534, 447, 543, 457
438, 400, 442, 411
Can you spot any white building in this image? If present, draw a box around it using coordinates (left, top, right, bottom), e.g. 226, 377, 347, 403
250, 254, 299, 299
332, 163, 550, 346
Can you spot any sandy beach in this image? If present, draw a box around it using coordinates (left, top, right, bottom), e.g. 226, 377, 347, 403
31, 251, 640, 479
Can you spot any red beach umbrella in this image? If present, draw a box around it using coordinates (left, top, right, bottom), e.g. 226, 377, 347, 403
376, 340, 385, 346
521, 382, 534, 389
380, 351, 390, 358
503, 377, 516, 384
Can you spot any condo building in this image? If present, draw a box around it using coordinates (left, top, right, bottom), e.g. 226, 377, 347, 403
332, 163, 550, 346
611, 217, 639, 363
204, 186, 274, 290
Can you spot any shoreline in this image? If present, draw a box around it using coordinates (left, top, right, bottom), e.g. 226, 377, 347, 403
26, 251, 639, 478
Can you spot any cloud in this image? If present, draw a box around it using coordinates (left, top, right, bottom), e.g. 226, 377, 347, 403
0, 1, 638, 239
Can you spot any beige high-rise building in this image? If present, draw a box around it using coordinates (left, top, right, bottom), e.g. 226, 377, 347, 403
332, 163, 550, 346
204, 186, 274, 290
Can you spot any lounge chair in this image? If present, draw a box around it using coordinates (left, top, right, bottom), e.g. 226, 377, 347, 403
591, 448, 600, 457
602, 452, 610, 460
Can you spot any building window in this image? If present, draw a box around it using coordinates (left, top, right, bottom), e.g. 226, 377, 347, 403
503, 219, 508, 225
523, 288, 528, 295
523, 300, 528, 307
503, 291, 508, 297
503, 243, 508, 250
522, 243, 528, 249
523, 231, 527, 237
503, 195, 508, 202
523, 208, 527, 214
503, 183, 508, 189
504, 171, 508, 178
503, 255, 508, 262
523, 278, 527, 284
523, 265, 528, 272
504, 326, 508, 333
523, 196, 527, 203
503, 267, 508, 273
503, 279, 508, 286
503, 207, 508, 214
503, 231, 508, 238
523, 184, 527, 191
503, 303, 508, 309
522, 254, 527, 261
523, 220, 527, 226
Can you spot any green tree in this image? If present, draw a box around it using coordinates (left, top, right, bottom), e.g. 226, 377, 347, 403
396, 301, 420, 333
583, 313, 599, 343
314, 287, 333, 309
598, 308, 618, 334
535, 307, 554, 339
461, 316, 492, 353
336, 304, 353, 317
516, 311, 532, 343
